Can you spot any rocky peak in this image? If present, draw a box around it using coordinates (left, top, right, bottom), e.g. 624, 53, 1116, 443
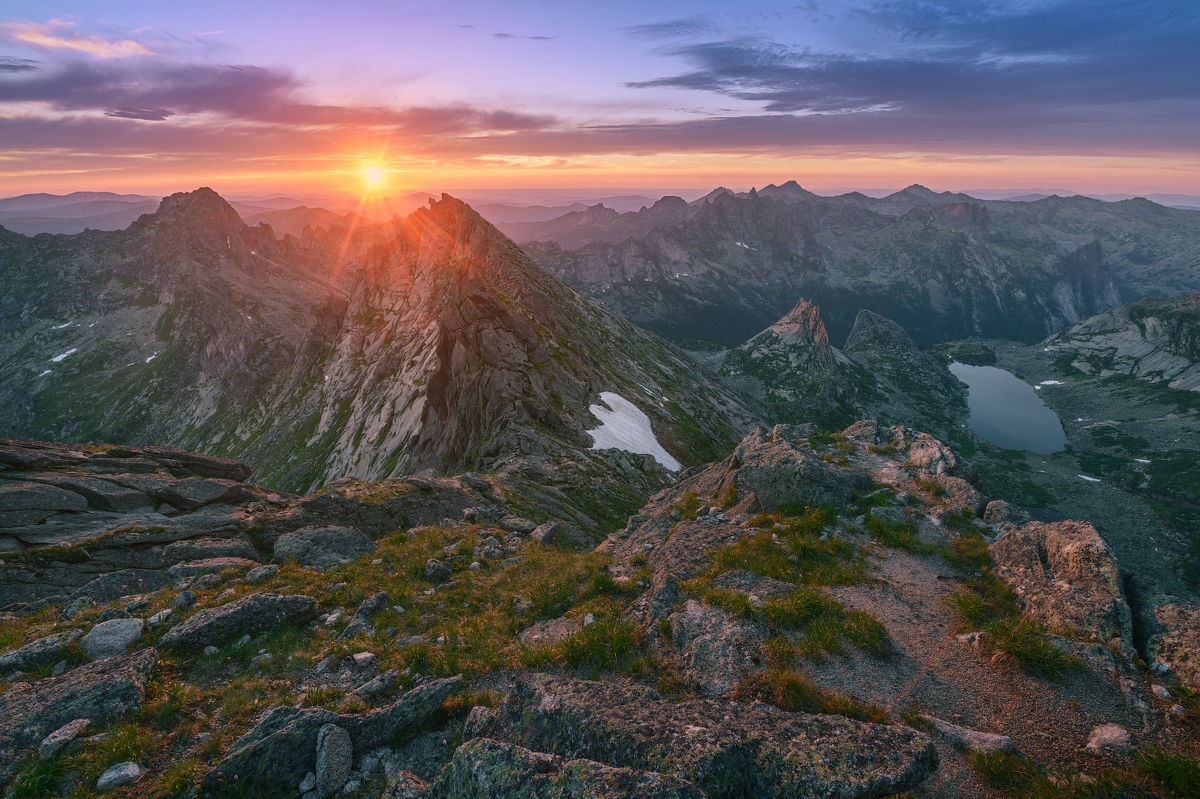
769, 297, 832, 349
843, 309, 918, 355
148, 187, 246, 236
757, 180, 818, 203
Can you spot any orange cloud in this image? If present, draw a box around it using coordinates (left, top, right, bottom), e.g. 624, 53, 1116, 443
1, 20, 153, 58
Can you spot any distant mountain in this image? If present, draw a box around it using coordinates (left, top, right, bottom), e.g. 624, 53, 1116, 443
0, 192, 159, 235
0, 188, 757, 527
524, 185, 1200, 346
721, 299, 967, 432
239, 205, 363, 238
1043, 292, 1200, 391
496, 196, 695, 249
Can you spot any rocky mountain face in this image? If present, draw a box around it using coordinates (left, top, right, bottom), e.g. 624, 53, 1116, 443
0, 189, 758, 522
521, 184, 1200, 347
721, 300, 967, 434
2, 426, 1196, 797
1042, 292, 1200, 390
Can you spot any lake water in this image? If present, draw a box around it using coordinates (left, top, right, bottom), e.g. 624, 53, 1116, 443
949, 362, 1068, 454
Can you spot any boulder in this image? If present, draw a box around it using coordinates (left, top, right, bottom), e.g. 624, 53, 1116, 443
530, 520, 589, 549
477, 674, 936, 798
166, 557, 259, 579
1152, 602, 1200, 692
38, 718, 91, 759
96, 761, 142, 789
727, 435, 872, 511
162, 536, 259, 564
316, 723, 353, 798
424, 559, 453, 582
1084, 723, 1132, 757
273, 525, 373, 570
920, 715, 1013, 754
982, 500, 1032, 530
0, 649, 156, 780
668, 599, 766, 697
70, 569, 171, 604
0, 629, 82, 675
989, 521, 1133, 650
201, 676, 461, 796
428, 738, 705, 798
517, 616, 582, 647
80, 617, 145, 660
155, 476, 246, 511
158, 593, 318, 652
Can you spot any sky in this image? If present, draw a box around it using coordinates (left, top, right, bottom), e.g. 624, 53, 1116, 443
2, 0, 1199, 199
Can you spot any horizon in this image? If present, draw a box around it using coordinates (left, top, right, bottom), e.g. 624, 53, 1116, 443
3, 1, 1199, 197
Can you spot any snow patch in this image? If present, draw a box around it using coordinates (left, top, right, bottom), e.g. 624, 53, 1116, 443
1036, 380, 1065, 387
1078, 474, 1102, 483
50, 348, 77, 363
145, 352, 158, 363
585, 391, 681, 471
51, 321, 72, 330
1134, 458, 1151, 464
37, 369, 51, 377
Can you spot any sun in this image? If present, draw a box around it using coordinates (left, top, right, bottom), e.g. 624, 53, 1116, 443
361, 163, 386, 190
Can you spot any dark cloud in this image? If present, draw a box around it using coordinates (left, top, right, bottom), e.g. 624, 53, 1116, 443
623, 18, 713, 39
0, 56, 39, 72
492, 32, 555, 41
629, 2, 1200, 126
104, 106, 174, 121
0, 57, 555, 134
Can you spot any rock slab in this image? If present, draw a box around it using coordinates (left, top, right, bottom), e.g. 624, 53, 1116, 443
429, 737, 705, 798
201, 676, 461, 796
0, 649, 156, 781
80, 617, 145, 660
477, 673, 936, 798
158, 592, 318, 652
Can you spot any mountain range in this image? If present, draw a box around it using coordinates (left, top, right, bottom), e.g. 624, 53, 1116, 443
2, 184, 1200, 798
518, 182, 1200, 346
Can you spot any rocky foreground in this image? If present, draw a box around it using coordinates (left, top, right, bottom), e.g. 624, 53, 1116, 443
1, 430, 1198, 797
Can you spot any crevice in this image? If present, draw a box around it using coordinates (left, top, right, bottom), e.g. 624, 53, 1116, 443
1122, 570, 1157, 662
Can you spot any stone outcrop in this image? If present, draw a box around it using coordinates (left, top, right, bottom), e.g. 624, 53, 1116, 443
428, 738, 705, 798
80, 617, 145, 660
0, 649, 156, 781
0, 629, 82, 675
158, 593, 318, 652
476, 674, 937, 799
1152, 602, 1200, 691
989, 521, 1133, 650
201, 676, 460, 796
273, 525, 374, 570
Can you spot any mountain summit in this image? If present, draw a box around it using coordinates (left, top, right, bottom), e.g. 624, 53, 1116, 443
0, 189, 757, 526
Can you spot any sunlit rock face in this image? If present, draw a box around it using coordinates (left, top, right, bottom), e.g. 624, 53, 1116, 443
0, 189, 757, 497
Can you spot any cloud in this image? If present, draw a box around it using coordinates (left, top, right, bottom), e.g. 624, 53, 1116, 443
0, 20, 154, 58
626, 1, 1200, 123
105, 107, 174, 121
0, 56, 39, 72
492, 32, 555, 41
624, 18, 713, 39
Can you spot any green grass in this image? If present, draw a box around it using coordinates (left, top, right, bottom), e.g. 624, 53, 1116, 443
1136, 748, 1200, 796
985, 617, 1083, 677
734, 668, 889, 723
8, 757, 66, 799
973, 748, 1200, 798
865, 514, 935, 553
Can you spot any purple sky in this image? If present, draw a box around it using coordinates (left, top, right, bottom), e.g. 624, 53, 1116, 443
2, 0, 1198, 197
